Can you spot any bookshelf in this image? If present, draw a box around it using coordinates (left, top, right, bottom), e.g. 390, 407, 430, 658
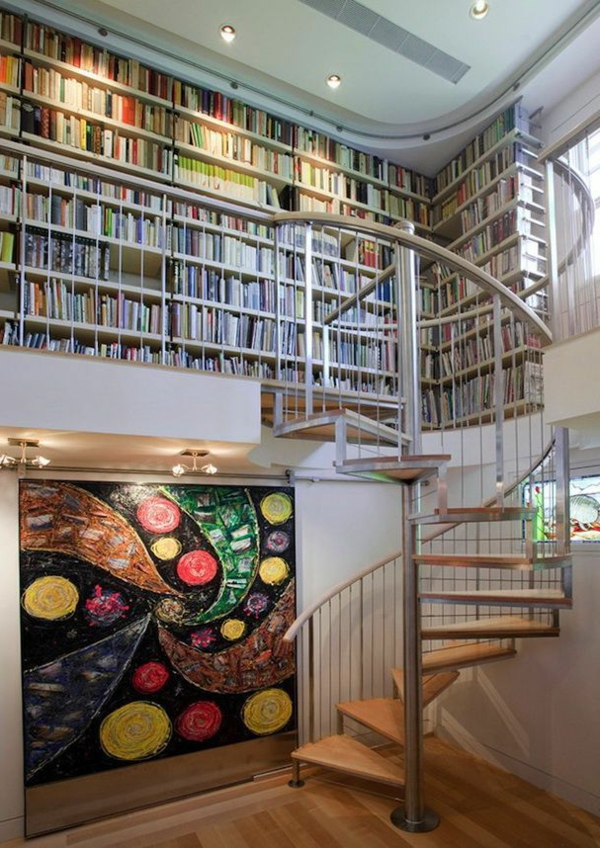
0, 7, 432, 233
0, 5, 550, 429
421, 103, 546, 427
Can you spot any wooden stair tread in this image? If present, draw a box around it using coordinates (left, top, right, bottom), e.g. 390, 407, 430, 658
411, 507, 537, 525
336, 698, 404, 744
421, 589, 571, 607
414, 553, 572, 570
391, 669, 459, 705
422, 616, 560, 639
291, 735, 404, 787
422, 642, 518, 672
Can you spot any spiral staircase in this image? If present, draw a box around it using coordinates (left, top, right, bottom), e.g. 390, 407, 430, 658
268, 213, 573, 831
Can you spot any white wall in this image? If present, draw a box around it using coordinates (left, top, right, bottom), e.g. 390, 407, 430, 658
0, 349, 262, 445
433, 545, 600, 816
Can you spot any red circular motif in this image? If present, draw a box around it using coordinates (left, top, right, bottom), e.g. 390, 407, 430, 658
176, 550, 218, 586
137, 497, 181, 534
176, 701, 222, 742
131, 661, 170, 694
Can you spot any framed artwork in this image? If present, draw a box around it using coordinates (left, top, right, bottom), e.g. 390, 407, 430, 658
19, 481, 296, 787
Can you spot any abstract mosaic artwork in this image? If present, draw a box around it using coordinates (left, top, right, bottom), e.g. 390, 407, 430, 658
19, 481, 296, 786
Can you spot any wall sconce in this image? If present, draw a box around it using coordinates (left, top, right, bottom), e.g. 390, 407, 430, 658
172, 449, 217, 477
0, 438, 51, 469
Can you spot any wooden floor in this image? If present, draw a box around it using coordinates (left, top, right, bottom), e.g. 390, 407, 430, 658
4, 737, 600, 848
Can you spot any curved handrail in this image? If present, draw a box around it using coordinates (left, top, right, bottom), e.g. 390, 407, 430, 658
550, 156, 596, 277
283, 437, 557, 643
273, 212, 553, 345
283, 548, 401, 642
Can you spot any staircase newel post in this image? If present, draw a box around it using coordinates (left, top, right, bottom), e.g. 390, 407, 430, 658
391, 482, 439, 833
304, 222, 314, 418
391, 221, 438, 832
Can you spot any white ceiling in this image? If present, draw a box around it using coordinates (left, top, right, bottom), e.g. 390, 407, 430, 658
38, 0, 600, 171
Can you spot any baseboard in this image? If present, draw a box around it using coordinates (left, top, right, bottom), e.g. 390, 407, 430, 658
0, 816, 24, 841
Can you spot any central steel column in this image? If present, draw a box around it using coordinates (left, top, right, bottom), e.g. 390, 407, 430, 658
391, 221, 439, 832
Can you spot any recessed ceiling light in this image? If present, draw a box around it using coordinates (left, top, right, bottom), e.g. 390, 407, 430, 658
470, 1, 490, 20
327, 74, 341, 89
220, 24, 236, 43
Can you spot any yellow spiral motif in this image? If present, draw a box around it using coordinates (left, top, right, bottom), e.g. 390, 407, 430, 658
220, 618, 246, 641
242, 688, 293, 736
99, 702, 172, 760
259, 557, 289, 586
22, 576, 79, 620
260, 493, 293, 525
151, 537, 182, 561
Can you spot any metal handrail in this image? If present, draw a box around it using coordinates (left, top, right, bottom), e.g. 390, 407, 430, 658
273, 212, 552, 345
283, 548, 402, 643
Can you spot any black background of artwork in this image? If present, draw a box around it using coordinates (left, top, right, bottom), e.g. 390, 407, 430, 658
19, 482, 296, 787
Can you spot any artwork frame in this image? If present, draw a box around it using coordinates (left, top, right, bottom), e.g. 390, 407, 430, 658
19, 480, 297, 835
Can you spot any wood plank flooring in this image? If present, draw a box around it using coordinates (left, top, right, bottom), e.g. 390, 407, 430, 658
3, 736, 600, 847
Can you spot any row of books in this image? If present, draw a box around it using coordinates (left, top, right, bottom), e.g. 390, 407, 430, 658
24, 195, 165, 246
174, 82, 293, 145
0, 52, 19, 87
0, 228, 13, 262
434, 361, 541, 425
21, 103, 173, 173
170, 304, 277, 352
0, 183, 18, 214
459, 178, 521, 232
23, 64, 172, 136
0, 91, 19, 129
25, 23, 174, 101
24, 230, 111, 279
172, 203, 273, 240
171, 264, 277, 313
24, 160, 166, 212
436, 105, 529, 192
172, 227, 275, 274
0, 320, 163, 361
176, 120, 294, 179
0, 11, 20, 46
163, 347, 276, 377
458, 208, 530, 262
22, 280, 164, 333
174, 155, 281, 207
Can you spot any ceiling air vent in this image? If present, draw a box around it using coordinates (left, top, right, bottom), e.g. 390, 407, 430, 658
296, 0, 470, 84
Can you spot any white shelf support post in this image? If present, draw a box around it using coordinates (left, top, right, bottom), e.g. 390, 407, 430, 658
304, 222, 314, 419
395, 220, 420, 457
